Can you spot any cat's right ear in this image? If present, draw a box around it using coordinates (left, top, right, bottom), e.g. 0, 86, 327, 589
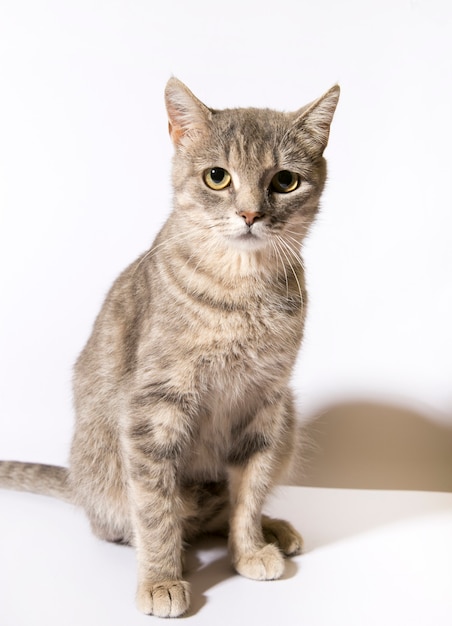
164, 78, 212, 148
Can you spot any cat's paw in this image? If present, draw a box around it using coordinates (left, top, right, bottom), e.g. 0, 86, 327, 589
262, 516, 303, 556
234, 543, 285, 580
136, 579, 190, 618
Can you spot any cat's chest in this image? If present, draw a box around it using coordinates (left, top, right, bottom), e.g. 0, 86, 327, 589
141, 264, 304, 401
183, 297, 301, 366
151, 276, 303, 365
152, 247, 304, 349
142, 287, 303, 480
192, 300, 303, 397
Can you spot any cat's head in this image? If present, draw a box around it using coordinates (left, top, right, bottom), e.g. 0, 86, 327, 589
164, 78, 339, 255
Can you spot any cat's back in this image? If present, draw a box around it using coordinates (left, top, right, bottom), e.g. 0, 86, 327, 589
73, 248, 153, 395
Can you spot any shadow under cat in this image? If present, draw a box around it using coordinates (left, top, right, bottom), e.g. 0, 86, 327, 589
181, 533, 299, 617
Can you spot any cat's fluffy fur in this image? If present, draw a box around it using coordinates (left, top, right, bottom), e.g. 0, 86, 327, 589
0, 78, 339, 617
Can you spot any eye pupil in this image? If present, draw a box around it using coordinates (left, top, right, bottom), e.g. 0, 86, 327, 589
277, 171, 294, 188
210, 168, 226, 183
270, 170, 299, 193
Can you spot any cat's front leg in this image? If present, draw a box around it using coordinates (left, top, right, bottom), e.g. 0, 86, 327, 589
131, 471, 190, 618
228, 458, 286, 581
227, 397, 299, 580
124, 392, 194, 618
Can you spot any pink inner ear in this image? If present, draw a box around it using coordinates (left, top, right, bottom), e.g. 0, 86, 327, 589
168, 121, 184, 144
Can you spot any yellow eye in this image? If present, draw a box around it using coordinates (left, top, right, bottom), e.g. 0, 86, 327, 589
203, 167, 231, 191
270, 170, 300, 193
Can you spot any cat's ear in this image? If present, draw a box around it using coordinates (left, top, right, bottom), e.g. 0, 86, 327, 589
292, 85, 340, 156
164, 78, 212, 147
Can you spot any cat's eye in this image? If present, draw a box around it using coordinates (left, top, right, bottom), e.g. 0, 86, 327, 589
270, 170, 300, 194
203, 167, 231, 191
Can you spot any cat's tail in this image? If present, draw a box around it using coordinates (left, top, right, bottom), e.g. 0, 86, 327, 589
0, 461, 73, 503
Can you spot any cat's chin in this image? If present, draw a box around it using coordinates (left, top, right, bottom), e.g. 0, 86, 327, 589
229, 232, 268, 253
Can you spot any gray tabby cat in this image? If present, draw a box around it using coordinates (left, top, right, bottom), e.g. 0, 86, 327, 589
0, 78, 339, 617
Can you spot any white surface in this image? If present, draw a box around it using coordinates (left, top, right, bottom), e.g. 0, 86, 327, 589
1, 1, 452, 477
0, 486, 451, 625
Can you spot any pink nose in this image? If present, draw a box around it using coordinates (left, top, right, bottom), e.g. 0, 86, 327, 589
239, 211, 262, 226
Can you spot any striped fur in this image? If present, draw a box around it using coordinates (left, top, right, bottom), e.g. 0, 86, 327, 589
0, 78, 339, 617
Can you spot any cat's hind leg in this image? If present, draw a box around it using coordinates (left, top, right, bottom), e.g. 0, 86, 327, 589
89, 514, 133, 545
262, 515, 303, 556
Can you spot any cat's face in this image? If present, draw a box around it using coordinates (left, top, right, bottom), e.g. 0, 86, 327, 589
165, 79, 339, 255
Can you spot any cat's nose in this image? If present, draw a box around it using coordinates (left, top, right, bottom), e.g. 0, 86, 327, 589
238, 211, 263, 226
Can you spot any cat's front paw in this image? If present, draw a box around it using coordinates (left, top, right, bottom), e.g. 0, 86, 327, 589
234, 543, 285, 581
136, 579, 190, 618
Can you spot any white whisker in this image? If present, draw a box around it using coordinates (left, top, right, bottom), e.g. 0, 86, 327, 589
275, 235, 304, 305
270, 240, 289, 297
278, 235, 306, 272
283, 233, 303, 249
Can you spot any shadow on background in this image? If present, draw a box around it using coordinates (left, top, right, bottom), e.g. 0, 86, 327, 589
291, 400, 452, 492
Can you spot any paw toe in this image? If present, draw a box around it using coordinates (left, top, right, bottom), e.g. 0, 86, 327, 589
136, 580, 190, 617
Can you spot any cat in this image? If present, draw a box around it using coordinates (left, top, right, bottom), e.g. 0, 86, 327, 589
0, 77, 339, 617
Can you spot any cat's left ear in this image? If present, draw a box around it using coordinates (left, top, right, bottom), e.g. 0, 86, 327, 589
164, 77, 212, 147
292, 85, 340, 156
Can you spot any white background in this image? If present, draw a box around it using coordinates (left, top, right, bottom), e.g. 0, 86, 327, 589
1, 0, 452, 472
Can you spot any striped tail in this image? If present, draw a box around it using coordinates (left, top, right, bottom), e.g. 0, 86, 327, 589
0, 461, 72, 502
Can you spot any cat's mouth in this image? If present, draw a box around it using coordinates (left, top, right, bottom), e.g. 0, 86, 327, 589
230, 226, 267, 251
239, 229, 256, 239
